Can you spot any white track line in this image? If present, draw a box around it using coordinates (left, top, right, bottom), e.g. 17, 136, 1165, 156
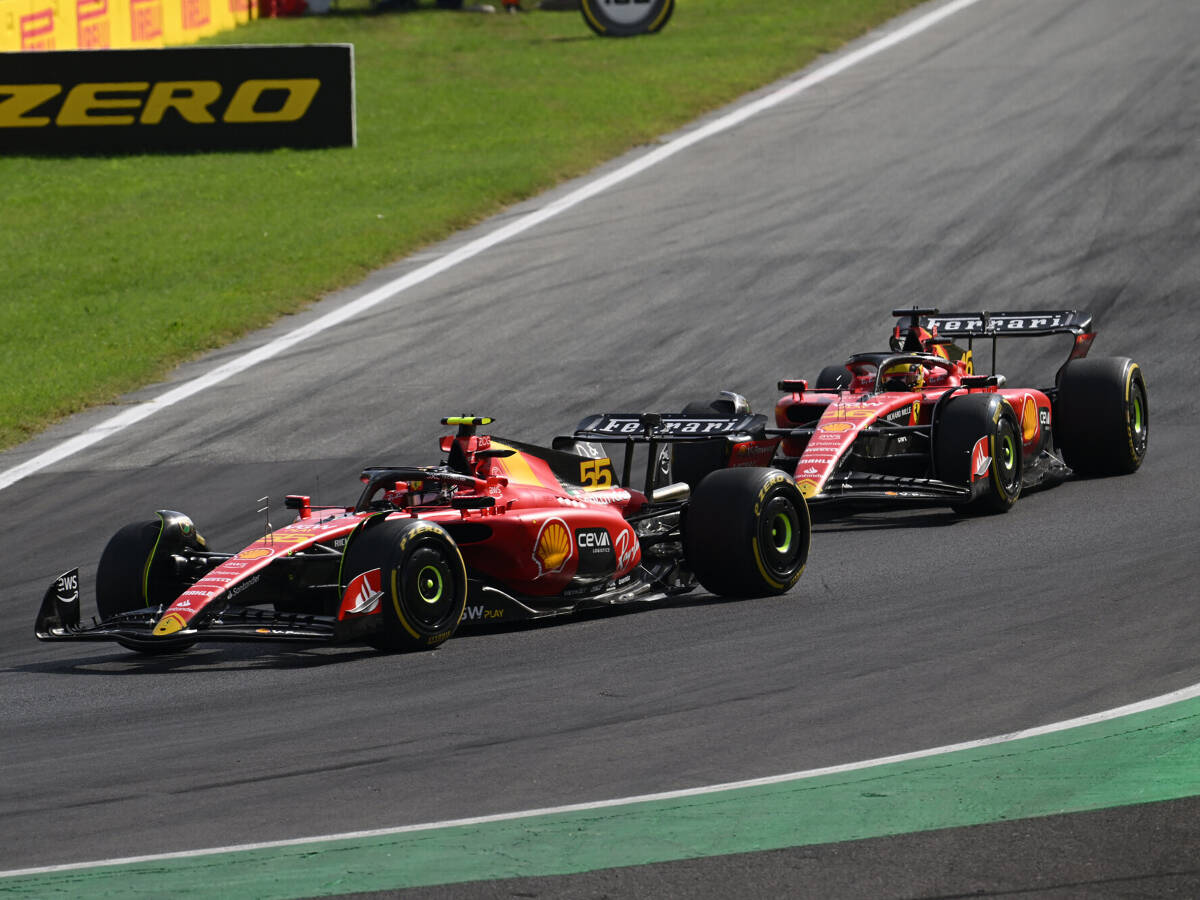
0, 0, 986, 494
4, 678, 1198, 880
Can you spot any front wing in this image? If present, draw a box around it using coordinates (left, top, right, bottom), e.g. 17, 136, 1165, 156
35, 568, 345, 650
35, 561, 694, 651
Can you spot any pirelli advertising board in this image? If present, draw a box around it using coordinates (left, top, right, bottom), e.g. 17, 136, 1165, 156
0, 44, 355, 154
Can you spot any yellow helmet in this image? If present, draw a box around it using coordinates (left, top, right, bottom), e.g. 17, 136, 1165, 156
882, 361, 925, 391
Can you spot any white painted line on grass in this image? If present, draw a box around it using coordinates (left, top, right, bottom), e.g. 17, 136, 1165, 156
0, 0, 986, 495
3, 677, 1197, 880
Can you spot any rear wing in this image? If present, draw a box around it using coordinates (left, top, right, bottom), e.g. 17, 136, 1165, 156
572, 412, 763, 441
893, 308, 1096, 378
923, 310, 1093, 338
558, 412, 767, 498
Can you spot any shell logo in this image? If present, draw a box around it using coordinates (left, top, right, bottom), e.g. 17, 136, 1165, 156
820, 421, 855, 433
237, 547, 273, 560
533, 518, 572, 577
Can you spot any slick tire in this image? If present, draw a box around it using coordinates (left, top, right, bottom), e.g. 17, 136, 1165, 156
96, 517, 197, 653
1055, 357, 1148, 477
684, 468, 810, 598
97, 520, 168, 620
815, 365, 851, 390
343, 519, 468, 652
935, 393, 1022, 515
581, 0, 673, 36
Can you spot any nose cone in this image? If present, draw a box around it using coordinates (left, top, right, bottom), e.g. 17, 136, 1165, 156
153, 612, 188, 636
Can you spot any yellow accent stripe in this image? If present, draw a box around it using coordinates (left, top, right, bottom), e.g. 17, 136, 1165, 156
581, 0, 606, 32
648, 0, 672, 31
751, 538, 786, 590
489, 441, 547, 487
391, 567, 421, 641
152, 612, 187, 636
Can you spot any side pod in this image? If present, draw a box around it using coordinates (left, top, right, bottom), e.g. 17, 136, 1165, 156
35, 569, 82, 639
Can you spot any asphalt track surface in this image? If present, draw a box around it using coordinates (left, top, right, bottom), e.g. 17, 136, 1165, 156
2, 0, 1198, 894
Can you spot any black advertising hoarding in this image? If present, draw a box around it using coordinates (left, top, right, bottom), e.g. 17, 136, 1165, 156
0, 44, 355, 154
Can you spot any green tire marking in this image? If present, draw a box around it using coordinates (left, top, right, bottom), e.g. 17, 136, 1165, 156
771, 513, 792, 554
418, 565, 444, 605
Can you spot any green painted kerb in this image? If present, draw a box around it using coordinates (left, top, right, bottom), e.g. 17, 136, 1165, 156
5, 696, 1199, 899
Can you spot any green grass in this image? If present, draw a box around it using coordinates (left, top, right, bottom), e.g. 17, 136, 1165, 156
0, 0, 923, 451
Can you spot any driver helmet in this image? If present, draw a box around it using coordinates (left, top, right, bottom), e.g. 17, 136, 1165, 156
882, 361, 926, 392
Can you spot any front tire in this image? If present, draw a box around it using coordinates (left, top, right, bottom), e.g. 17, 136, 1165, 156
96, 513, 202, 652
1055, 357, 1148, 477
684, 468, 810, 598
342, 519, 468, 652
935, 394, 1022, 515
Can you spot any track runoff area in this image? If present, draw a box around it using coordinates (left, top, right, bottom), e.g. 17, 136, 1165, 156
3, 683, 1198, 895
3, 0, 1197, 894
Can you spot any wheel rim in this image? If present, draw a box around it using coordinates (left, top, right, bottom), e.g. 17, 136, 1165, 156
770, 512, 793, 554
1128, 380, 1148, 456
417, 565, 444, 605
758, 494, 805, 577
401, 547, 459, 631
994, 423, 1020, 495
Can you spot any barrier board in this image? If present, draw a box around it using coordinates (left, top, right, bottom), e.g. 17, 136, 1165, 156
0, 44, 356, 153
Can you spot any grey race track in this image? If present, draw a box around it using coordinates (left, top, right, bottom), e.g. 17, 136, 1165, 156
2, 0, 1198, 892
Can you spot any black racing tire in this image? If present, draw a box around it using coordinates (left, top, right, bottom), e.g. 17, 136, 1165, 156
342, 519, 468, 652
934, 393, 1022, 515
96, 519, 185, 619
97, 517, 198, 653
1055, 357, 1148, 477
684, 468, 810, 598
581, 0, 673, 36
815, 364, 851, 390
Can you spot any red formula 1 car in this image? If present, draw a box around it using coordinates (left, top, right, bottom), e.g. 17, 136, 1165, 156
36, 415, 809, 655
770, 308, 1148, 513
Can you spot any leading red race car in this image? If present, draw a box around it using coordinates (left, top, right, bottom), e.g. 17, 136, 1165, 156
36, 415, 809, 655
769, 308, 1148, 513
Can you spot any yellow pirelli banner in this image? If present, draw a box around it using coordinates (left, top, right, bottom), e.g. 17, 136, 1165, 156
1, 0, 256, 52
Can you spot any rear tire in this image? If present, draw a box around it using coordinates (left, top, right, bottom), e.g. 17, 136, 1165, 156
1056, 357, 1148, 477
342, 519, 468, 652
815, 365, 850, 390
684, 468, 809, 598
935, 394, 1022, 515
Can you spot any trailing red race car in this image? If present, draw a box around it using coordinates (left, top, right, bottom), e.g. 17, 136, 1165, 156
769, 308, 1148, 513
36, 415, 809, 655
